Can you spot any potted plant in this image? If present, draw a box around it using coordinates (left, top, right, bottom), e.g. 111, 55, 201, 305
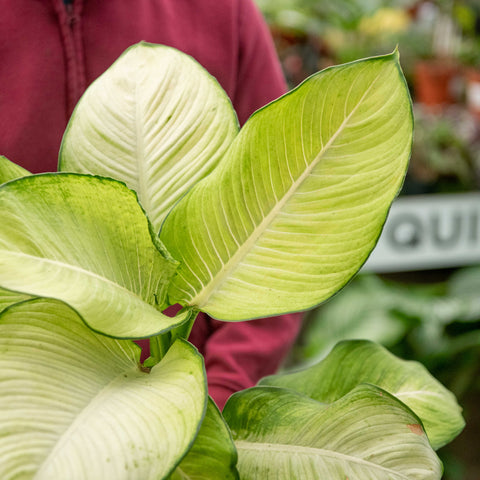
0, 43, 464, 478
411, 1, 464, 109
405, 105, 480, 193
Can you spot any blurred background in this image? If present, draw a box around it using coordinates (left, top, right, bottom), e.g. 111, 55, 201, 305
253, 0, 480, 478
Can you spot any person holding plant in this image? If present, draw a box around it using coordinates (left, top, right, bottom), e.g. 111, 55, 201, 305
0, 0, 302, 409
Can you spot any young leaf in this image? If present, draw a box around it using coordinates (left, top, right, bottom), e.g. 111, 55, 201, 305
160, 52, 413, 320
260, 340, 464, 449
0, 173, 187, 339
0, 155, 31, 184
169, 397, 239, 480
59, 42, 239, 231
0, 299, 207, 480
223, 384, 442, 479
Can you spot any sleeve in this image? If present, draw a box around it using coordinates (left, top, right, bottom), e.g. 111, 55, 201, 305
231, 0, 287, 125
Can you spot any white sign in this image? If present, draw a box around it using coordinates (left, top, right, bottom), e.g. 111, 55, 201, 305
363, 193, 480, 272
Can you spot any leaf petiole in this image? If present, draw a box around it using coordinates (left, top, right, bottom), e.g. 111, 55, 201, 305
144, 308, 199, 368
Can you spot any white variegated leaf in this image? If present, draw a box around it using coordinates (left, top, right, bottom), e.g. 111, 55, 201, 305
60, 42, 239, 231
0, 174, 186, 339
223, 385, 442, 480
0, 299, 207, 479
261, 340, 464, 449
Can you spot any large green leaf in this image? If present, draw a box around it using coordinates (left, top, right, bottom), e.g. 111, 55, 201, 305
160, 52, 413, 320
170, 398, 239, 480
0, 173, 188, 338
261, 340, 464, 449
0, 155, 31, 184
0, 299, 207, 479
59, 42, 239, 231
223, 384, 442, 479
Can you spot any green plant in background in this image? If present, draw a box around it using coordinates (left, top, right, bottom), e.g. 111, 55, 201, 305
256, 0, 479, 93
408, 107, 480, 193
0, 43, 464, 478
255, 0, 416, 70
255, 0, 415, 35
294, 268, 480, 376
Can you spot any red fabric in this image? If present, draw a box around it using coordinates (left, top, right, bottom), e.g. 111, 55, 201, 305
0, 0, 287, 172
0, 0, 302, 409
138, 307, 302, 409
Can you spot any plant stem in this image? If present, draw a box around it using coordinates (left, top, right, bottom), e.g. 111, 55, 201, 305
149, 332, 171, 361
170, 307, 199, 342
143, 308, 199, 369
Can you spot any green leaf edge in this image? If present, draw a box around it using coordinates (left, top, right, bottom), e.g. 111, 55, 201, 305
162, 338, 210, 479
0, 155, 32, 185
0, 172, 192, 340
170, 396, 240, 480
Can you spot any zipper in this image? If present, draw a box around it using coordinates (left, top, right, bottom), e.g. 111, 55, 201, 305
66, 5, 74, 21
53, 0, 86, 117
64, 0, 74, 24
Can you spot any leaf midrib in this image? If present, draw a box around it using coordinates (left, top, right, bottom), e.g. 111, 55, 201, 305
235, 440, 412, 479
190, 71, 383, 308
1, 250, 149, 305
33, 364, 141, 478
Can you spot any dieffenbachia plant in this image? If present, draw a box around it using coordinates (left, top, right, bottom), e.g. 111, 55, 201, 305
0, 43, 464, 479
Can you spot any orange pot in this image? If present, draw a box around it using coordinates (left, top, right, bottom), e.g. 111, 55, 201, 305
414, 60, 460, 110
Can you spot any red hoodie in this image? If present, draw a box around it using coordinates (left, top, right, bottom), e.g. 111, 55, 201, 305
0, 0, 302, 409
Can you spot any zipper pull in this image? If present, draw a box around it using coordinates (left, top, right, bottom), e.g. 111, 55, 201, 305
64, 0, 74, 20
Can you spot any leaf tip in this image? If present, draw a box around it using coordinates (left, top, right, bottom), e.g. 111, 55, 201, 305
385, 46, 400, 65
